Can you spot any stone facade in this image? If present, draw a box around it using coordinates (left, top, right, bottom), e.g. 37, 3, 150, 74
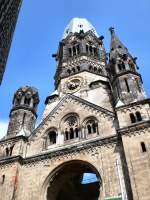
0, 18, 150, 200
0, 0, 22, 85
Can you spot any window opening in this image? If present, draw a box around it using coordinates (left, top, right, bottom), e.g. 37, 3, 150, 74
130, 113, 136, 123
48, 131, 57, 145
24, 98, 31, 105
124, 78, 130, 92
141, 142, 147, 152
87, 124, 92, 134
65, 131, 69, 140
92, 123, 97, 133
135, 78, 141, 92
136, 111, 142, 122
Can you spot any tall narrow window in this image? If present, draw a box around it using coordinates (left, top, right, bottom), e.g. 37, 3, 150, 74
92, 123, 97, 133
136, 111, 142, 122
65, 131, 69, 140
141, 142, 147, 152
70, 128, 74, 139
124, 78, 130, 93
87, 124, 92, 134
130, 113, 136, 123
69, 48, 72, 57
77, 45, 80, 54
135, 78, 141, 92
73, 46, 76, 56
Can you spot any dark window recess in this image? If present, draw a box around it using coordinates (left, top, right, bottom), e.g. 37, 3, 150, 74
1, 175, 5, 184
77, 66, 80, 71
75, 128, 78, 138
65, 131, 69, 140
70, 128, 74, 139
49, 131, 57, 145
72, 68, 76, 73
141, 142, 147, 152
136, 111, 142, 122
67, 69, 71, 75
87, 124, 92, 134
130, 113, 136, 123
118, 62, 125, 71
22, 113, 26, 125
6, 147, 9, 156
77, 45, 80, 54
124, 78, 130, 92
69, 48, 72, 57
24, 98, 31, 105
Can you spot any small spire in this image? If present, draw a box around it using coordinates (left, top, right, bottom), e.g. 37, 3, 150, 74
109, 27, 128, 52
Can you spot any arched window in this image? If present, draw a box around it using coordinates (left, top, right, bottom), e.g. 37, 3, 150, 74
63, 115, 79, 141
130, 113, 136, 123
136, 111, 142, 122
48, 130, 57, 145
86, 119, 98, 135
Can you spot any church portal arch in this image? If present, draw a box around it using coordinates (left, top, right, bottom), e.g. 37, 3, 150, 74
42, 160, 102, 200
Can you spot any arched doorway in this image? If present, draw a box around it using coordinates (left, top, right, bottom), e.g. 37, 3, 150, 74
45, 160, 101, 200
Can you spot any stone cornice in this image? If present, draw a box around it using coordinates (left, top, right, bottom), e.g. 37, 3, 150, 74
111, 70, 142, 84
0, 156, 23, 166
115, 98, 150, 111
10, 105, 37, 118
0, 135, 118, 166
117, 120, 150, 136
0, 135, 28, 145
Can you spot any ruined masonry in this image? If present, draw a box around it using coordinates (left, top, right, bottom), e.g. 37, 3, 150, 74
0, 18, 150, 200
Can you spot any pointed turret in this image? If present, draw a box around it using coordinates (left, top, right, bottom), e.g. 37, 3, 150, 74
109, 27, 128, 54
108, 28, 146, 105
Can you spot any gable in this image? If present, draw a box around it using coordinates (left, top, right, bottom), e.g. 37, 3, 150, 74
30, 94, 114, 139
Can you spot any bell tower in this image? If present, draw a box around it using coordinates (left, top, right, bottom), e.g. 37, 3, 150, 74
44, 18, 113, 120
108, 27, 146, 106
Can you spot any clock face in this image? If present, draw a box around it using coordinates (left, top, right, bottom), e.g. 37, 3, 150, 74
66, 78, 82, 93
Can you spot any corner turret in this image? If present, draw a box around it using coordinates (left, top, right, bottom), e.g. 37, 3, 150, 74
7, 86, 39, 137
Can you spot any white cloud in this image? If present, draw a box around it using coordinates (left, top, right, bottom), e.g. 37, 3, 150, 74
0, 121, 8, 139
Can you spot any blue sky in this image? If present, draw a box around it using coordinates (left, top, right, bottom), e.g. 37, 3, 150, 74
0, 0, 150, 137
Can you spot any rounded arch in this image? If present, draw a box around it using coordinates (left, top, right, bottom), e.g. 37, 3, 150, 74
41, 160, 102, 200
45, 127, 58, 147
60, 113, 80, 141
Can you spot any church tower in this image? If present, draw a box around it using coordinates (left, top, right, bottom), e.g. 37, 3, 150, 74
108, 27, 146, 106
7, 86, 39, 137
0, 18, 150, 200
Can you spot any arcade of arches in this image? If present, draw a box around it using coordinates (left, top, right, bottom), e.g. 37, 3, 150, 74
46, 161, 101, 200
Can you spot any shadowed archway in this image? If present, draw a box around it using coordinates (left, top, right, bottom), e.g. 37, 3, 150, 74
46, 160, 101, 200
